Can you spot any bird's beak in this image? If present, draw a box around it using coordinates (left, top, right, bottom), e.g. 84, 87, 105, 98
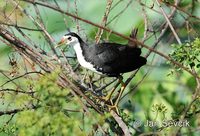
55, 37, 67, 48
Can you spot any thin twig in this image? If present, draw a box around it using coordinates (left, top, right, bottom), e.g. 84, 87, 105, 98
165, 1, 200, 21
95, 0, 113, 43
11, 0, 59, 59
0, 88, 35, 94
0, 22, 42, 31
1, 71, 43, 87
155, 0, 182, 44
106, 0, 132, 25
0, 105, 38, 116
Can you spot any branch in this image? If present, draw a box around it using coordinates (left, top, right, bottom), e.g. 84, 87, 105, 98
0, 109, 23, 116
110, 110, 131, 136
95, 0, 113, 43
0, 22, 42, 31
1, 71, 43, 87
0, 105, 38, 116
0, 88, 34, 94
106, 0, 133, 25
165, 1, 200, 21
155, 0, 182, 44
11, 0, 59, 59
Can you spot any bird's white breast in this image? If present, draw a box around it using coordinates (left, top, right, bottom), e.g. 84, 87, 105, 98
73, 43, 102, 74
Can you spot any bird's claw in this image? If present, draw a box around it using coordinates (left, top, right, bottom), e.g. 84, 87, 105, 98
107, 104, 120, 115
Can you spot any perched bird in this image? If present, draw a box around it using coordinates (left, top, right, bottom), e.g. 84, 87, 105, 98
56, 30, 146, 111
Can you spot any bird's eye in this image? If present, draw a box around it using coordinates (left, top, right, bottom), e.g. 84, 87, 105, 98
67, 37, 72, 41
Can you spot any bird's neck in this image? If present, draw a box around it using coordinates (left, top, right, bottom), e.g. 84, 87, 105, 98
73, 40, 88, 58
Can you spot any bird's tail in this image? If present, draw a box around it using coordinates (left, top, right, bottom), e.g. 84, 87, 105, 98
128, 28, 138, 47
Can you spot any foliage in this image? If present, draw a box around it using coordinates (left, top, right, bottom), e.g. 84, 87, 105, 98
0, 72, 105, 136
169, 38, 200, 71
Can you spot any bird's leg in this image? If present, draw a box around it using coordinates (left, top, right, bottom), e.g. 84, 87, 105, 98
108, 76, 126, 114
101, 78, 121, 104
81, 70, 88, 84
113, 78, 126, 107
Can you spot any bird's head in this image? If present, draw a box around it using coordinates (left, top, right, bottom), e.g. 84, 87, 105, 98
56, 32, 82, 48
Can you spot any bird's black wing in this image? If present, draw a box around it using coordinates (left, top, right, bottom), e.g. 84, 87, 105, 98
84, 43, 145, 76
87, 43, 120, 65
95, 44, 121, 65
86, 42, 142, 65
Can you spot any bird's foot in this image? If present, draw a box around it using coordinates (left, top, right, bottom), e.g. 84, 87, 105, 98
100, 87, 117, 104
99, 91, 120, 114
106, 104, 120, 115
99, 95, 114, 105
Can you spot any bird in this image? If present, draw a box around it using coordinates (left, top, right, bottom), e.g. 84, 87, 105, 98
56, 30, 146, 112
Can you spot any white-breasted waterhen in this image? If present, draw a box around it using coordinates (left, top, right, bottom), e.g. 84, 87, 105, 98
56, 29, 146, 113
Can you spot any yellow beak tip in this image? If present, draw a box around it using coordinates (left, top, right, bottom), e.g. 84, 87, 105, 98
55, 41, 64, 48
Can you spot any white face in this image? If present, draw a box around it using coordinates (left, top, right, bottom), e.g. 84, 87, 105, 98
62, 35, 79, 46
57, 35, 79, 48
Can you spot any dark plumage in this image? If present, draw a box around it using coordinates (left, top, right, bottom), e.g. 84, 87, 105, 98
83, 42, 146, 77
59, 32, 146, 77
